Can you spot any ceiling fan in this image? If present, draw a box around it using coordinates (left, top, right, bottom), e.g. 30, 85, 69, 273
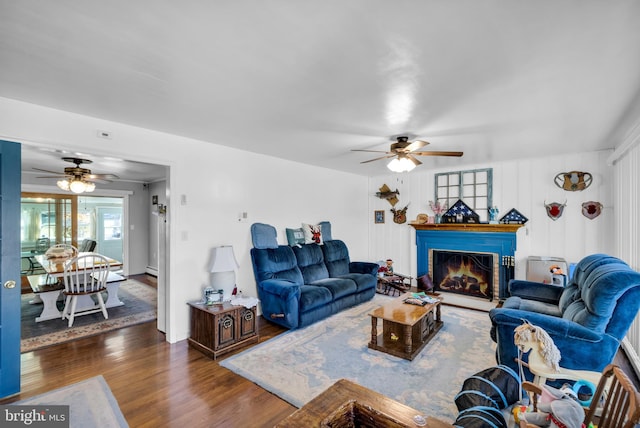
352, 136, 463, 172
34, 157, 119, 193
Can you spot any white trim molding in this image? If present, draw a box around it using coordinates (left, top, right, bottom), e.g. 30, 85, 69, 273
607, 118, 640, 165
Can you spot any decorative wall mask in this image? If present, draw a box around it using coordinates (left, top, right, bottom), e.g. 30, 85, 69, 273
554, 171, 592, 191
581, 201, 603, 220
391, 204, 409, 224
544, 200, 567, 221
376, 184, 399, 206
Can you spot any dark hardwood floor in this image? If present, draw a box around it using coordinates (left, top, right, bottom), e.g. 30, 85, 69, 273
3, 308, 295, 427
4, 277, 639, 427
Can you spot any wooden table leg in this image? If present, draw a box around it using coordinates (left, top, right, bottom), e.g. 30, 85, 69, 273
403, 324, 412, 354
436, 302, 441, 322
370, 316, 378, 346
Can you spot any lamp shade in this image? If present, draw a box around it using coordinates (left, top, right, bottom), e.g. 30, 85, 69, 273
209, 245, 239, 273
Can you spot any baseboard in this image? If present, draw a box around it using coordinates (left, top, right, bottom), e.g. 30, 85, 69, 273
145, 266, 159, 276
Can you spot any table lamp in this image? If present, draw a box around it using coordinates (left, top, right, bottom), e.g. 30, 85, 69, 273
209, 245, 239, 301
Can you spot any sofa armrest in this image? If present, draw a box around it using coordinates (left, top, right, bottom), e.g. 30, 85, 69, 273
508, 279, 564, 304
349, 261, 378, 276
259, 279, 301, 300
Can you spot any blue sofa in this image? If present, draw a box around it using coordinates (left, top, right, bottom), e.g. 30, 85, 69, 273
489, 254, 640, 378
250, 223, 378, 329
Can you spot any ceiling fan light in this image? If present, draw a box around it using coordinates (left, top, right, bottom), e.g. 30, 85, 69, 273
387, 158, 402, 172
57, 179, 70, 191
84, 182, 96, 192
69, 179, 87, 193
387, 157, 416, 173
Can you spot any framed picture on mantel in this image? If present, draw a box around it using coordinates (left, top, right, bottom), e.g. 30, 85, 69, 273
374, 210, 385, 224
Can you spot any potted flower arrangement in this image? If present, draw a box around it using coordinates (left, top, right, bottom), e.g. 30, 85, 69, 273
429, 200, 447, 223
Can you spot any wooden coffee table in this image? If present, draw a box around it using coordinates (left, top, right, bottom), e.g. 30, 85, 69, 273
368, 293, 443, 361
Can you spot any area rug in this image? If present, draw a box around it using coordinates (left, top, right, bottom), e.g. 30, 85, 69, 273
21, 279, 157, 353
220, 294, 496, 423
11, 375, 128, 427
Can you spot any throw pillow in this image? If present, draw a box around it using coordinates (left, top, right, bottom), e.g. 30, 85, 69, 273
301, 222, 323, 245
286, 228, 305, 247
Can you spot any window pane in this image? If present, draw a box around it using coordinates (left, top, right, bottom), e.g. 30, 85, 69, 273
476, 171, 487, 182
449, 173, 459, 186
437, 174, 448, 186
450, 187, 459, 198
463, 185, 474, 198
437, 187, 448, 198
476, 184, 487, 197
463, 172, 475, 184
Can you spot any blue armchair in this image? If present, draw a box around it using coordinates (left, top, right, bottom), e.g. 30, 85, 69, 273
490, 254, 640, 378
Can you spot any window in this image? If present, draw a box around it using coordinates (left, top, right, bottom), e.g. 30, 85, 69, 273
434, 168, 493, 223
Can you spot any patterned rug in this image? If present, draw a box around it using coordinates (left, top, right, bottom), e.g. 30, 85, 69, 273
220, 294, 497, 423
9, 375, 128, 427
21, 279, 157, 353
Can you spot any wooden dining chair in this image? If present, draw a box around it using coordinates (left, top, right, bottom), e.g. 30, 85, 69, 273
61, 253, 111, 327
520, 364, 640, 428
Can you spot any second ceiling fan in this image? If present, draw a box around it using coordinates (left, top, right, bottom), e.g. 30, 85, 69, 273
352, 136, 463, 172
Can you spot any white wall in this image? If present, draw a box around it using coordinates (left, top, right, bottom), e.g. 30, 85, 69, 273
0, 97, 369, 343
368, 150, 614, 280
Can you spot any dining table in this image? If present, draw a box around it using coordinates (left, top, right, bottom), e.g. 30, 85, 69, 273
28, 252, 124, 322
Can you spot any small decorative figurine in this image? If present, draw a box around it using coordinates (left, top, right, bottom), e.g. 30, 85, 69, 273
488, 206, 499, 224
376, 184, 400, 206
385, 259, 394, 275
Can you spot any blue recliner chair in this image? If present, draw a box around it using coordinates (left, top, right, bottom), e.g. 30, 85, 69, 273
490, 254, 640, 378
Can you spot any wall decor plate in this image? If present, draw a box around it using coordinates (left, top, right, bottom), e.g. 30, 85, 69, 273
499, 208, 529, 224
581, 201, 603, 219
554, 171, 592, 191
544, 201, 567, 221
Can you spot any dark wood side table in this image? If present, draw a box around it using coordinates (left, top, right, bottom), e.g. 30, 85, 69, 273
187, 301, 259, 360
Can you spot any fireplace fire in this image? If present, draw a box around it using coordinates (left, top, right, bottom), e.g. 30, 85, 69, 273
430, 250, 498, 301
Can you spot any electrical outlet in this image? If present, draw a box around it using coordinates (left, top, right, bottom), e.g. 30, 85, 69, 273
238, 211, 248, 222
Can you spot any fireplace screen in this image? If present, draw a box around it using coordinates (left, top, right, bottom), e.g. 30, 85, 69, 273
431, 250, 495, 300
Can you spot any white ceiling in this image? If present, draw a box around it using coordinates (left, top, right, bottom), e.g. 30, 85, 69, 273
2, 1, 640, 180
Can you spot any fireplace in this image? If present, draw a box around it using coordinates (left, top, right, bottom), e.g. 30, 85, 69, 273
411, 223, 522, 300
430, 250, 499, 301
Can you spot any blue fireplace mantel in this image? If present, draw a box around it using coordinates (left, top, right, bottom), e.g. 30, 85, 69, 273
411, 223, 523, 300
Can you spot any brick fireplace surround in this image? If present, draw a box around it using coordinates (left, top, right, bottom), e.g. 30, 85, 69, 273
411, 223, 523, 301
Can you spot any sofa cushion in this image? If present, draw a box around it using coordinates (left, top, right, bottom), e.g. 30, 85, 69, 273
251, 223, 279, 249
318, 221, 332, 240
250, 246, 304, 285
293, 244, 329, 283
299, 284, 333, 311
321, 240, 350, 277
311, 277, 357, 299
502, 296, 561, 317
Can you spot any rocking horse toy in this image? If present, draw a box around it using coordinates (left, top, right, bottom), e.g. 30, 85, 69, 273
513, 321, 601, 395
